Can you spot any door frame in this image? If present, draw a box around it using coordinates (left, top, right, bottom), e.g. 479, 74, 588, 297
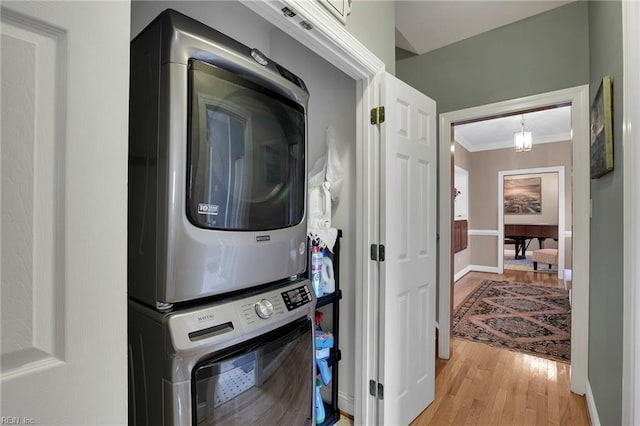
438, 85, 590, 395
239, 1, 383, 422
498, 166, 566, 280
622, 1, 640, 424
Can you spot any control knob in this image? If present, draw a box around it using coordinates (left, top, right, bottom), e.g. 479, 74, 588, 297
255, 299, 274, 319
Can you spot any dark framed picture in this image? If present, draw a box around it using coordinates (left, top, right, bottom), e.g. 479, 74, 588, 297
504, 176, 542, 215
590, 76, 613, 178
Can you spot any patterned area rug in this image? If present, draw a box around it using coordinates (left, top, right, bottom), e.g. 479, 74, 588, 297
453, 280, 571, 362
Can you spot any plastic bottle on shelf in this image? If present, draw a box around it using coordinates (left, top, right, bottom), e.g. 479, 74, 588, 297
311, 245, 324, 298
316, 357, 332, 386
315, 378, 326, 424
320, 250, 335, 294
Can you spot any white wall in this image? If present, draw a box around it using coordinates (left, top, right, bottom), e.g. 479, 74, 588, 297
454, 166, 469, 220
130, 1, 274, 52
269, 27, 357, 416
131, 0, 358, 414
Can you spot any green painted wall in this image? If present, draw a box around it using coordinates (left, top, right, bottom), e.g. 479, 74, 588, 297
587, 2, 624, 425
396, 1, 590, 114
396, 0, 589, 330
345, 0, 395, 75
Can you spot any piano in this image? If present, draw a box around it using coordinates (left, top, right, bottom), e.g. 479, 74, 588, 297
504, 224, 558, 259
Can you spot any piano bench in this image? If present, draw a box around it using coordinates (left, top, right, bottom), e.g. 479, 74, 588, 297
532, 249, 558, 271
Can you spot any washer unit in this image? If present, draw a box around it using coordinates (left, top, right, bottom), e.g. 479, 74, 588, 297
128, 279, 316, 425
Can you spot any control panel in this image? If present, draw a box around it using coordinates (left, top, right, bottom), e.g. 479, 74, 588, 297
281, 285, 313, 311
166, 279, 313, 351
238, 281, 313, 325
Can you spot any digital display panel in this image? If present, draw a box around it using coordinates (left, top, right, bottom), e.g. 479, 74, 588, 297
282, 286, 311, 311
287, 289, 303, 304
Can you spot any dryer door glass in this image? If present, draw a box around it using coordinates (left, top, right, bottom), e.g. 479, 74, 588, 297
187, 59, 306, 231
192, 317, 313, 425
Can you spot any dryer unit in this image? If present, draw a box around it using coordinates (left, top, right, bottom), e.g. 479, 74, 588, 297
128, 9, 309, 308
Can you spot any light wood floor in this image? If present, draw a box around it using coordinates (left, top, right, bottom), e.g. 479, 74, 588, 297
410, 270, 590, 426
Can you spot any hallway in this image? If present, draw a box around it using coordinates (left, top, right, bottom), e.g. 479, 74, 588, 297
411, 271, 590, 425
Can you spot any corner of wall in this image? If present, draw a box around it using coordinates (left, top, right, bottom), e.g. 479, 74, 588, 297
338, 391, 355, 416
586, 380, 602, 426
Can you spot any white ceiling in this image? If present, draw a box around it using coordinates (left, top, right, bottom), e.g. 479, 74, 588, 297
454, 106, 571, 152
395, 0, 574, 55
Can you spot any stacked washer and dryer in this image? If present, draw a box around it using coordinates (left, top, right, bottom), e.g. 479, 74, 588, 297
127, 9, 315, 425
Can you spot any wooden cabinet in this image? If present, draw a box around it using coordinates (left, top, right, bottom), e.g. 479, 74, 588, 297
453, 220, 468, 253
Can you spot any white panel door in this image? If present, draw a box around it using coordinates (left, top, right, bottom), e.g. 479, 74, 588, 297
1, 2, 129, 424
379, 72, 437, 425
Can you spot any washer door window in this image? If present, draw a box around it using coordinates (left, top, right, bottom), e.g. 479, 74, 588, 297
187, 59, 306, 231
192, 318, 312, 425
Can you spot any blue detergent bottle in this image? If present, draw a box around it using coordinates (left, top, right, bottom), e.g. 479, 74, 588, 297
315, 378, 325, 424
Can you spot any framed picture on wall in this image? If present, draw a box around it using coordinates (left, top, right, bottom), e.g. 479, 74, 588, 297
504, 176, 542, 214
590, 75, 614, 178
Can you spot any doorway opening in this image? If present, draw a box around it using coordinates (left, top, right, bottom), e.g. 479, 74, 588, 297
449, 104, 573, 364
438, 85, 590, 395
499, 168, 567, 281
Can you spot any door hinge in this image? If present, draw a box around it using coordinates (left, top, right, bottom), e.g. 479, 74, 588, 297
370, 244, 385, 262
369, 380, 384, 400
370, 106, 385, 125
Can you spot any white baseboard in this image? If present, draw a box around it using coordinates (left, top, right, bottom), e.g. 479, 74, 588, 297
454, 265, 472, 282
338, 391, 354, 416
586, 380, 601, 426
470, 265, 500, 274
454, 265, 509, 281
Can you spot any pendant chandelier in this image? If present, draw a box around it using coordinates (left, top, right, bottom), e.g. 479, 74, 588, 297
514, 115, 532, 152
